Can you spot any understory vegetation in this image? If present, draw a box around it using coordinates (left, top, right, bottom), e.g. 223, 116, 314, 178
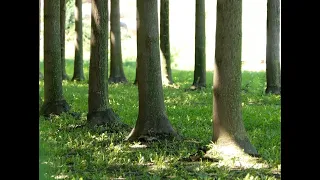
39, 60, 281, 179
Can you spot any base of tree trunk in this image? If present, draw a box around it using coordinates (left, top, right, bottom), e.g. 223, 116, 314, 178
71, 75, 85, 82
162, 78, 174, 86
127, 131, 179, 142
133, 79, 138, 85
186, 84, 206, 91
87, 108, 129, 129
62, 74, 70, 81
39, 100, 70, 117
108, 76, 128, 84
265, 86, 281, 95
211, 136, 259, 157
204, 142, 264, 169
126, 121, 179, 142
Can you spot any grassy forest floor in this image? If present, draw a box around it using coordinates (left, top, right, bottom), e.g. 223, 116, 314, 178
39, 60, 281, 179
39, 1, 280, 179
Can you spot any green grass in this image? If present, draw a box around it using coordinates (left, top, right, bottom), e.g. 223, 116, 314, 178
39, 60, 281, 179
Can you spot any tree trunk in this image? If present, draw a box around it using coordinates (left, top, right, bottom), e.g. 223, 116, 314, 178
212, 0, 258, 156
109, 0, 127, 84
72, 0, 85, 81
60, 0, 69, 80
39, 59, 43, 80
39, 0, 43, 80
191, 0, 206, 89
127, 0, 177, 141
265, 0, 281, 95
133, 6, 139, 85
87, 0, 120, 126
39, 0, 43, 110
160, 0, 173, 85
40, 0, 70, 117
133, 58, 138, 85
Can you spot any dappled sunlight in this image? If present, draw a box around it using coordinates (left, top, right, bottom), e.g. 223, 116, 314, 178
52, 174, 69, 180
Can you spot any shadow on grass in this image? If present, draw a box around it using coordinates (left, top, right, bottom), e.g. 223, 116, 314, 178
39, 61, 280, 179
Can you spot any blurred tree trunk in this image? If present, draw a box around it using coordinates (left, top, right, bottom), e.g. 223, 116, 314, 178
40, 0, 70, 117
39, 60, 43, 80
72, 0, 85, 81
160, 0, 173, 85
133, 5, 139, 85
60, 0, 69, 80
133, 59, 138, 85
212, 0, 258, 156
39, 0, 42, 109
127, 0, 177, 141
191, 0, 206, 90
87, 0, 125, 127
39, 0, 43, 80
109, 0, 127, 83
265, 0, 281, 95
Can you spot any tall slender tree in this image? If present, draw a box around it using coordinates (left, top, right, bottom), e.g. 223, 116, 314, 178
160, 0, 173, 85
108, 0, 127, 83
133, 59, 138, 85
133, 5, 139, 85
127, 0, 177, 141
87, 0, 122, 126
191, 0, 206, 90
72, 0, 85, 81
40, 0, 70, 116
39, 0, 43, 80
265, 0, 281, 95
212, 0, 258, 156
40, 60, 43, 80
39, 0, 43, 108
61, 0, 69, 80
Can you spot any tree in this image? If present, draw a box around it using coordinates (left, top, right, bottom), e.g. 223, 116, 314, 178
265, 0, 281, 95
212, 0, 258, 156
40, 0, 70, 116
71, 0, 85, 81
133, 59, 138, 85
133, 6, 139, 85
39, 0, 43, 109
87, 0, 121, 126
39, 60, 43, 80
160, 0, 173, 85
191, 0, 206, 90
127, 0, 177, 141
108, 0, 127, 84
61, 0, 69, 80
39, 0, 43, 80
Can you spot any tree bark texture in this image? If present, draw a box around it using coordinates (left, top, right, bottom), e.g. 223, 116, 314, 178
87, 0, 119, 126
265, 0, 281, 95
39, 0, 43, 80
160, 0, 173, 85
192, 0, 206, 88
127, 0, 177, 141
109, 0, 127, 84
39, 0, 43, 110
213, 0, 258, 156
40, 0, 70, 117
72, 0, 85, 81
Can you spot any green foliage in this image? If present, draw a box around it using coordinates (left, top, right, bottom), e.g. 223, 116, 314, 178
66, 0, 75, 30
39, 61, 281, 179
